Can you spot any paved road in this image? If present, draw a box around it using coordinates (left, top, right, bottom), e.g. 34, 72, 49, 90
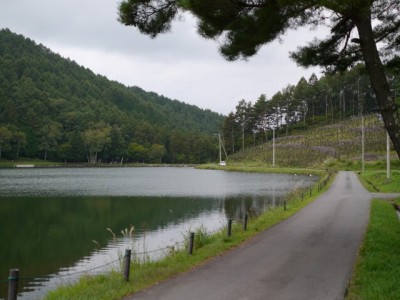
124, 171, 372, 300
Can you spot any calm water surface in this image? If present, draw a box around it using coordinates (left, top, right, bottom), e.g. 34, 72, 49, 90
0, 167, 317, 299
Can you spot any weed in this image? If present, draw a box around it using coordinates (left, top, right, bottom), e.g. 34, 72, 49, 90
193, 226, 213, 250
106, 228, 117, 241
121, 225, 135, 238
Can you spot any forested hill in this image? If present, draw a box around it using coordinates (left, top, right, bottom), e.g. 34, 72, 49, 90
0, 28, 224, 164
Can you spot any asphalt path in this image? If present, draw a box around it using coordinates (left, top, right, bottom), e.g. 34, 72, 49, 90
124, 171, 373, 300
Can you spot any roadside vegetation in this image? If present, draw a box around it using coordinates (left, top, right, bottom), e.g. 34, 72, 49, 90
44, 170, 333, 300
346, 199, 400, 300
346, 171, 400, 300
358, 170, 400, 193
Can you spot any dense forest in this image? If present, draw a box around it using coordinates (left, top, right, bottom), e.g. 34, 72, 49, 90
0, 29, 225, 164
223, 59, 400, 156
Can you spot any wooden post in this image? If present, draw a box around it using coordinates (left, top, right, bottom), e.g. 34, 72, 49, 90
8, 269, 19, 300
301, 192, 304, 201
284, 201, 287, 211
227, 219, 232, 237
243, 214, 248, 231
123, 249, 131, 282
188, 232, 195, 255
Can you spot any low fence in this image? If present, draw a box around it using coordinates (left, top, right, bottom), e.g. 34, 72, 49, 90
1, 176, 331, 300
1, 216, 243, 300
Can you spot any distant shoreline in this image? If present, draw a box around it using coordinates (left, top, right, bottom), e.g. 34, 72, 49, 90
0, 161, 199, 169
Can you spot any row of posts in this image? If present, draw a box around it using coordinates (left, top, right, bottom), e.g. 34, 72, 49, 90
123, 216, 251, 283
5, 252, 135, 300
7, 180, 329, 297
122, 187, 315, 282
188, 215, 247, 256
3, 214, 249, 298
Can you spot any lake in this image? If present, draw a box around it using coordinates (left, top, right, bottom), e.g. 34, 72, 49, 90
0, 167, 317, 299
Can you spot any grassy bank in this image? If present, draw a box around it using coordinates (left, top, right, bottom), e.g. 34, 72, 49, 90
0, 159, 197, 168
346, 200, 400, 300
44, 170, 332, 300
358, 170, 400, 193
346, 169, 400, 299
0, 158, 61, 168
198, 162, 325, 176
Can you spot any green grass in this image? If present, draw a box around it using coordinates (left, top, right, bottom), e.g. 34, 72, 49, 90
358, 170, 400, 193
348, 168, 400, 299
229, 115, 398, 169
346, 199, 400, 300
198, 162, 325, 176
44, 170, 332, 300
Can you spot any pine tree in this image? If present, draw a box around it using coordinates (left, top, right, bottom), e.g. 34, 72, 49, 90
119, 0, 400, 158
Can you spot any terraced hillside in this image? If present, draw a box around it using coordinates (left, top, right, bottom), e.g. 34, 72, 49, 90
230, 115, 397, 168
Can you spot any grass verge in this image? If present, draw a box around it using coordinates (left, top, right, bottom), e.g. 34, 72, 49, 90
44, 170, 333, 300
357, 170, 400, 193
346, 199, 400, 300
198, 162, 325, 176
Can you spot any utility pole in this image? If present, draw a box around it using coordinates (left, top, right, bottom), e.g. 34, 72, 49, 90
218, 133, 222, 164
242, 125, 245, 151
214, 133, 222, 164
359, 78, 365, 173
272, 128, 276, 167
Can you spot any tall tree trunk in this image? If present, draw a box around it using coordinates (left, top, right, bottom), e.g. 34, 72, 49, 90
44, 147, 48, 161
355, 13, 400, 158
242, 125, 244, 150
231, 128, 235, 154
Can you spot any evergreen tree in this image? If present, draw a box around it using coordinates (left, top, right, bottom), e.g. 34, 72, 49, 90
119, 0, 400, 158
0, 29, 224, 163
0, 125, 12, 159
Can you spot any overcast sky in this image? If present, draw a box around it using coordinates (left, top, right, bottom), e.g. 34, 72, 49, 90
0, 0, 329, 115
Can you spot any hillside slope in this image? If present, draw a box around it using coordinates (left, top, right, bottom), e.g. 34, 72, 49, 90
0, 29, 224, 163
230, 115, 398, 169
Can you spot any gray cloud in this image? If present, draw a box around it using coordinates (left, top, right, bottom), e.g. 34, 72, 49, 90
0, 0, 327, 114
